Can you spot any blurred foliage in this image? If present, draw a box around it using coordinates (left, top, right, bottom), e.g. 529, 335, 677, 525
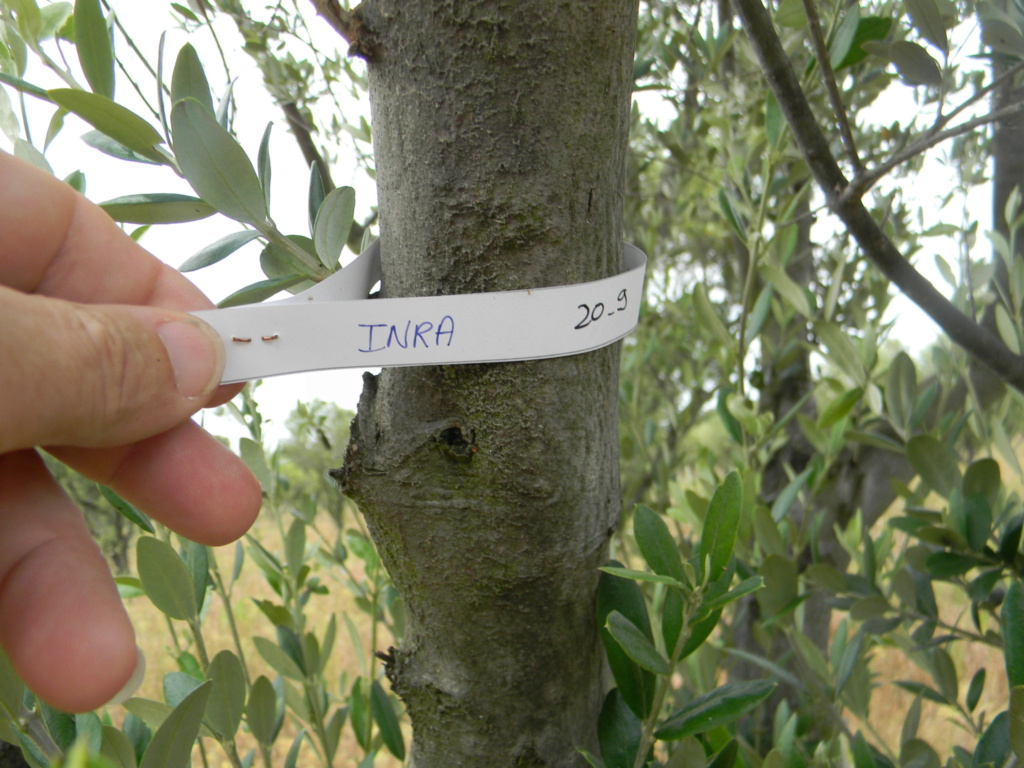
4, 0, 1024, 767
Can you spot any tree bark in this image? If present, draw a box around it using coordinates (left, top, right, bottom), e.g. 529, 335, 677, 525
332, 2, 638, 766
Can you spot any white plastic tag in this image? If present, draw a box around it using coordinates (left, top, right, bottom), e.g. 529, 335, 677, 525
192, 241, 647, 384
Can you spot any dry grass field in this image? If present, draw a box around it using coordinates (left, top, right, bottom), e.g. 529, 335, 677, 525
115, 483, 1017, 767
120, 511, 403, 768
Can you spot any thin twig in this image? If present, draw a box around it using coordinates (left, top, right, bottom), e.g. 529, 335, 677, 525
282, 101, 335, 191
845, 100, 1024, 202
801, 0, 863, 174
941, 57, 1024, 128
307, 0, 357, 44
733, 0, 1024, 393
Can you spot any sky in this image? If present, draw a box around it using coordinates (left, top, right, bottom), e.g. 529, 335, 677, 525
2, 3, 377, 445
2, 3, 995, 445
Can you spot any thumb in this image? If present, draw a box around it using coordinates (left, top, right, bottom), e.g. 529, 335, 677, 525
0, 286, 226, 453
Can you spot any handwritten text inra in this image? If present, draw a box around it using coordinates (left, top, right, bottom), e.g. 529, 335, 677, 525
358, 316, 455, 353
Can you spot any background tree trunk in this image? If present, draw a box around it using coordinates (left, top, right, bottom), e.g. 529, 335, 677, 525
334, 2, 638, 766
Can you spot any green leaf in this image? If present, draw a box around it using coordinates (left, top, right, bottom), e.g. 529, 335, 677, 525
98, 484, 155, 533
179, 230, 260, 272
598, 567, 655, 718
774, 0, 806, 27
38, 2, 71, 40
350, 678, 372, 751
967, 668, 986, 713
1011, 685, 1024, 763
924, 551, 980, 578
238, 436, 271, 489
655, 680, 776, 741
699, 576, 764, 615
887, 351, 917, 434
205, 650, 246, 740
963, 458, 1001, 509
101, 725, 139, 768
962, 493, 992, 552
770, 466, 811, 522
837, 17, 893, 69
633, 505, 685, 583
931, 647, 958, 703
100, 193, 215, 224
756, 554, 798, 621
982, 17, 1024, 57
81, 130, 162, 165
370, 680, 405, 760
889, 40, 942, 86
828, 4, 860, 69
764, 92, 783, 149
13, 137, 50, 174
0, 85, 20, 143
716, 386, 742, 443
606, 611, 671, 676
217, 275, 306, 308
246, 676, 276, 745
163, 671, 202, 708
680, 608, 723, 661
599, 566, 687, 590
307, 163, 326, 236
906, 435, 960, 498
313, 186, 356, 270
7, 0, 42, 44
71, 715, 101, 755
171, 44, 212, 115
170, 98, 268, 227
259, 235, 317, 283
285, 517, 306, 577
694, 284, 735, 352
760, 263, 811, 318
74, 0, 114, 98
138, 681, 212, 768
136, 536, 198, 621
700, 471, 742, 582
745, 283, 773, 345
906, 0, 948, 54
598, 689, 641, 768
257, 122, 272, 209
975, 711, 1010, 768
176, 538, 207, 620
253, 636, 304, 680
662, 587, 685, 660
816, 322, 864, 383
64, 169, 86, 194
579, 749, 608, 768
48, 89, 165, 163
283, 730, 306, 768
718, 188, 746, 241
818, 386, 862, 429
42, 107, 66, 154
40, 701, 76, 750
1004, 580, 1024, 688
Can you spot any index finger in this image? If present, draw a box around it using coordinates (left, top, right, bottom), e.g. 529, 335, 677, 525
0, 151, 212, 312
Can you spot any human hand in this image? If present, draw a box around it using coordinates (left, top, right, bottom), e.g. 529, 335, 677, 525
0, 151, 262, 712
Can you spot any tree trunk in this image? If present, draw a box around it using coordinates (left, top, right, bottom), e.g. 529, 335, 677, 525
333, 2, 638, 766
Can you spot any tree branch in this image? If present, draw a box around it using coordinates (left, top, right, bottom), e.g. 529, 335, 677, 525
307, 1, 377, 60
307, 0, 357, 43
801, 0, 863, 175
281, 101, 335, 192
844, 100, 1024, 203
733, 0, 1024, 393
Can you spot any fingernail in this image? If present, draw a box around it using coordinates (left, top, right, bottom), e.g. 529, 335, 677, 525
157, 319, 224, 398
105, 646, 146, 707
